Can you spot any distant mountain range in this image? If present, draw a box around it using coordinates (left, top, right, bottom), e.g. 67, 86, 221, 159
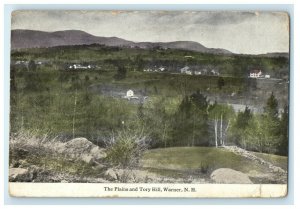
11, 29, 289, 57
11, 29, 232, 54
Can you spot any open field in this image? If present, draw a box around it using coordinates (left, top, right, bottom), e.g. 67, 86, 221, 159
142, 147, 269, 173
141, 147, 287, 183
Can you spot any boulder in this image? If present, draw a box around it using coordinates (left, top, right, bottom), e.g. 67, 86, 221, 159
210, 168, 253, 184
104, 168, 118, 181
9, 168, 33, 182
58, 138, 106, 163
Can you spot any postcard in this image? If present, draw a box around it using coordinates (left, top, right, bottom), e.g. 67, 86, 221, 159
9, 10, 289, 198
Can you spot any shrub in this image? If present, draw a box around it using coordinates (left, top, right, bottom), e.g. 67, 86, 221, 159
105, 128, 151, 168
199, 162, 210, 174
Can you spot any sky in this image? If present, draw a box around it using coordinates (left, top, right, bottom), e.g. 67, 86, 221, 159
11, 10, 290, 54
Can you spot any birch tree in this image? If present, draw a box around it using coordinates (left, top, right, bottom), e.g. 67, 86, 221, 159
209, 103, 234, 147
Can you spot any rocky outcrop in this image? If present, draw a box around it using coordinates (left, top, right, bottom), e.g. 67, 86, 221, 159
57, 138, 106, 163
223, 146, 287, 174
104, 169, 119, 181
210, 168, 253, 184
9, 168, 33, 182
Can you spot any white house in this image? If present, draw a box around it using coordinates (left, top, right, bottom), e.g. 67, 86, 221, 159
180, 66, 193, 75
180, 66, 190, 74
185, 70, 193, 75
126, 90, 134, 97
249, 70, 262, 78
159, 67, 165, 72
69, 64, 91, 70
194, 71, 202, 75
124, 89, 139, 100
211, 69, 220, 76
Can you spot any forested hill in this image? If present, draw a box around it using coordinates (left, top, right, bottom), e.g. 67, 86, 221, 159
11, 29, 233, 55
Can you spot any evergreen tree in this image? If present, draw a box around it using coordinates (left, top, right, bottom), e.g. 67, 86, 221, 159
114, 65, 127, 80
27, 60, 37, 71
229, 106, 252, 147
238, 94, 284, 154
235, 106, 252, 129
278, 104, 289, 156
217, 76, 225, 90
264, 92, 279, 119
172, 91, 210, 146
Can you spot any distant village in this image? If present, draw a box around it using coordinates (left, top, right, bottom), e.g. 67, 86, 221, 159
13, 59, 272, 79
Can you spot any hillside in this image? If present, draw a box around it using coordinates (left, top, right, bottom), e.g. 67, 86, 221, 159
11, 29, 233, 54
9, 131, 287, 184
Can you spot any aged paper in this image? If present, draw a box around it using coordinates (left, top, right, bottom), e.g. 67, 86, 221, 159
9, 10, 289, 198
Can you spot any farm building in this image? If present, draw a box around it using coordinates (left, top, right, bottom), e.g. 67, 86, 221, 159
126, 90, 134, 97
180, 66, 192, 75
249, 69, 263, 78
69, 64, 91, 70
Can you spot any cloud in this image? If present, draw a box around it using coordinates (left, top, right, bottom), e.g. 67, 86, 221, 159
11, 10, 289, 54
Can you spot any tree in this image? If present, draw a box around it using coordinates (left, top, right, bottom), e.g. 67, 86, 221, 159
264, 92, 279, 119
172, 91, 210, 147
27, 60, 37, 71
263, 92, 281, 153
236, 94, 283, 154
137, 103, 145, 122
209, 103, 234, 147
242, 115, 280, 153
217, 77, 225, 90
114, 65, 127, 80
229, 106, 252, 147
145, 98, 172, 148
278, 104, 289, 156
10, 65, 17, 92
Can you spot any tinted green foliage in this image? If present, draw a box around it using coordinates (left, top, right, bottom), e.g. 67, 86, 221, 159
265, 92, 279, 119
230, 94, 288, 156
171, 92, 209, 147
11, 44, 289, 77
10, 45, 289, 155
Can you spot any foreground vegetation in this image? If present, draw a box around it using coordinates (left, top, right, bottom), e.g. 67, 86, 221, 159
9, 131, 287, 183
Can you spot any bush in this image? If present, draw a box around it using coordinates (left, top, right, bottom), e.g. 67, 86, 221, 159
105, 128, 151, 168
199, 162, 210, 174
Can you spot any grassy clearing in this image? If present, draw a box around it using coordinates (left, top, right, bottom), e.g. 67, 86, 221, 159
251, 152, 288, 171
141, 147, 274, 174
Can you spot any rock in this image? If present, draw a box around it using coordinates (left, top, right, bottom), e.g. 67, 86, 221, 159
104, 168, 140, 182
104, 168, 160, 183
58, 138, 106, 163
81, 155, 93, 164
9, 168, 33, 182
104, 169, 118, 181
18, 159, 30, 168
272, 167, 285, 173
210, 168, 253, 184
